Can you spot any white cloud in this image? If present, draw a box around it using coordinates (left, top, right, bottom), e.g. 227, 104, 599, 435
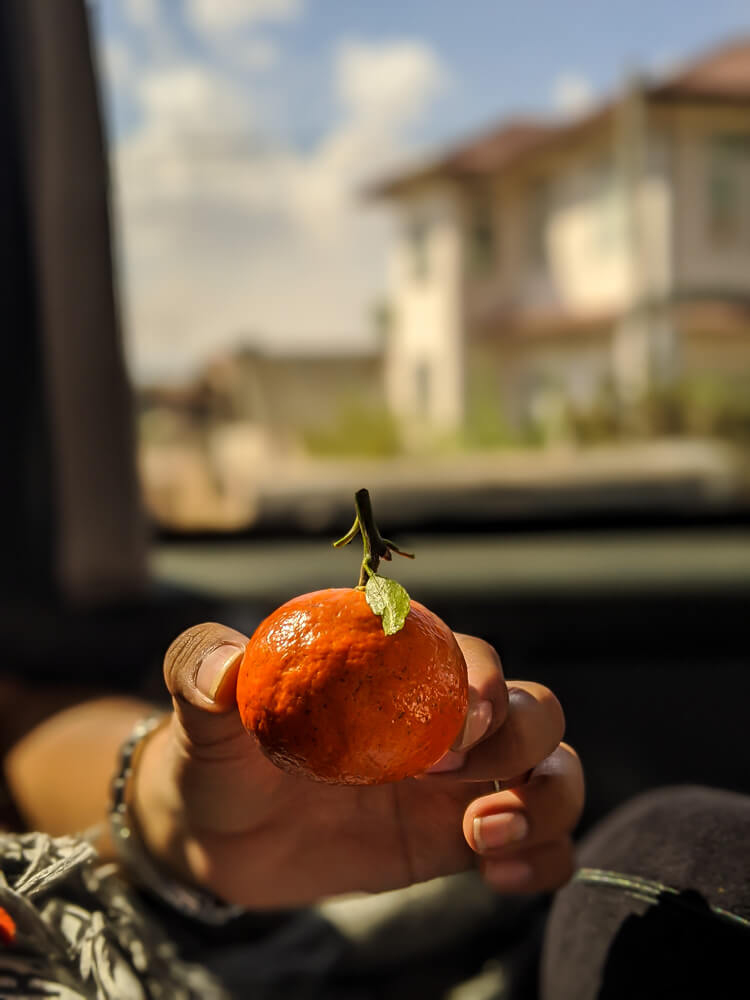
121, 0, 182, 65
185, 2, 296, 83
136, 65, 250, 135
235, 36, 279, 71
186, 0, 303, 33
337, 39, 446, 126
109, 40, 447, 381
123, 0, 158, 28
99, 39, 133, 90
284, 41, 447, 238
551, 71, 595, 116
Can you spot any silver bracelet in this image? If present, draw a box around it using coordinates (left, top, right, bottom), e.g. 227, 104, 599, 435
110, 714, 247, 925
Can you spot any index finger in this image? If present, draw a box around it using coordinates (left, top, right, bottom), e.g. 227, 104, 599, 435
451, 634, 509, 751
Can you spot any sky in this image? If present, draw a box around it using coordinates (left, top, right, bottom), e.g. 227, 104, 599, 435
88, 0, 750, 383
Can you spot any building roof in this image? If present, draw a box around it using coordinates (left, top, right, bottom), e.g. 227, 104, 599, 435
371, 37, 750, 197
368, 118, 555, 196
652, 37, 750, 102
675, 295, 750, 335
469, 294, 750, 344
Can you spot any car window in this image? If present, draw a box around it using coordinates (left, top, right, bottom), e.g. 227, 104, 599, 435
90, 5, 750, 542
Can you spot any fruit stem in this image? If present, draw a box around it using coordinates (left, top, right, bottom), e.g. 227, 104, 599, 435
333, 488, 414, 588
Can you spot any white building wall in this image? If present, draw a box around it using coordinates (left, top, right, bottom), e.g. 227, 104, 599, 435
612, 118, 678, 396
632, 133, 674, 300
518, 153, 633, 314
385, 183, 465, 436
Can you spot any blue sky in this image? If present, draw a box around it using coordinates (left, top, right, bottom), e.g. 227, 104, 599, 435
88, 0, 749, 381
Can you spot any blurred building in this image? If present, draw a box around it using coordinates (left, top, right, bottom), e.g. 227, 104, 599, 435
201, 344, 384, 437
373, 38, 750, 439
137, 343, 385, 529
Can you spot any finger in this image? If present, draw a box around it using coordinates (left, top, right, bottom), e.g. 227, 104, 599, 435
464, 743, 584, 854
480, 836, 576, 894
426, 634, 508, 773
431, 682, 565, 782
452, 635, 508, 751
163, 622, 249, 747
426, 635, 508, 774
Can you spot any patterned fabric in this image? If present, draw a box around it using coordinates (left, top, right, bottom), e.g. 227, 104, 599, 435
0, 831, 542, 999
0, 832, 228, 999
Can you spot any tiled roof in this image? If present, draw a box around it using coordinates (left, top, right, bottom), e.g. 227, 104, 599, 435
367, 118, 555, 195
438, 120, 556, 174
652, 37, 750, 101
471, 294, 750, 342
371, 37, 750, 197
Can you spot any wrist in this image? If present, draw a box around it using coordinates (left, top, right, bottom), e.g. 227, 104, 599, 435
111, 714, 245, 924
129, 716, 191, 882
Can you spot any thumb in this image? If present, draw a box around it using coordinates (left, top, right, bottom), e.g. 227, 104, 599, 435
163, 622, 249, 745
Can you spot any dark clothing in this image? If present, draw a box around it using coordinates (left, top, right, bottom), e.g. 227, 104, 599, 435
542, 785, 750, 999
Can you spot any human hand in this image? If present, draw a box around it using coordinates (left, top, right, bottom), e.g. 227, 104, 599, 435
133, 623, 584, 908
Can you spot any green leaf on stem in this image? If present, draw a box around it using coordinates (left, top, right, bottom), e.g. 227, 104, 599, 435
365, 573, 411, 635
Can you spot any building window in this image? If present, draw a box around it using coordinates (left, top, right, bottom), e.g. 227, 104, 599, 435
528, 177, 551, 268
707, 135, 748, 248
591, 156, 623, 254
467, 189, 496, 275
414, 361, 431, 418
407, 219, 430, 280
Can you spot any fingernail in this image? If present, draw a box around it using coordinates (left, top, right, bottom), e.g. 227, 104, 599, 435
196, 645, 244, 701
425, 750, 466, 774
473, 813, 528, 852
486, 860, 533, 892
454, 699, 493, 751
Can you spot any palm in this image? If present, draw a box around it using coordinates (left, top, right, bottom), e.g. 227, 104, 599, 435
179, 730, 477, 908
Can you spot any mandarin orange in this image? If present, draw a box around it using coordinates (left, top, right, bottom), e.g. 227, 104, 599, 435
236, 587, 468, 784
